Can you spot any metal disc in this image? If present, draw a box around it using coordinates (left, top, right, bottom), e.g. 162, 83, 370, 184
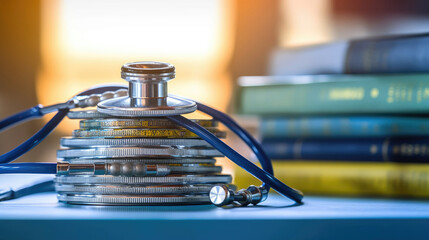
80, 118, 217, 129
97, 95, 197, 117
68, 110, 112, 119
58, 193, 210, 205
168, 165, 222, 174
60, 137, 213, 148
62, 158, 217, 165
54, 175, 232, 185
55, 184, 214, 195
72, 128, 226, 138
57, 162, 221, 174
57, 147, 223, 159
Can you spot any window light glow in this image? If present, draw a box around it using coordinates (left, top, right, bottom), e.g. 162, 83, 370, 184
37, 0, 235, 133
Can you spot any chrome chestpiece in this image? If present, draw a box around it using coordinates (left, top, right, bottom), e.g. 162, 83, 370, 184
98, 61, 196, 117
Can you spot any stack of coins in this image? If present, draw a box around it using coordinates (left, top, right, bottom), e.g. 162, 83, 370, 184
55, 110, 233, 205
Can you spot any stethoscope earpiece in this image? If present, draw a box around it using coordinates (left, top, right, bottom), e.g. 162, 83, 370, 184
209, 185, 268, 207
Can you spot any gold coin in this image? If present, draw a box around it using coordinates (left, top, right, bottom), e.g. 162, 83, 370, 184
73, 128, 226, 138
80, 118, 217, 129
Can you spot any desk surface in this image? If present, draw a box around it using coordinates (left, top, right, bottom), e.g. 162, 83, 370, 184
0, 192, 428, 240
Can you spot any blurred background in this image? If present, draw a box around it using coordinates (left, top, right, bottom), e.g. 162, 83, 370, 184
1, 0, 429, 164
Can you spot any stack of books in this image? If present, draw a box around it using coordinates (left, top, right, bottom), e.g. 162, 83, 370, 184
236, 33, 429, 198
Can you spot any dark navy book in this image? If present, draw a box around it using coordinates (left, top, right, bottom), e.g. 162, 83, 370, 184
270, 32, 429, 75
346, 33, 429, 73
261, 137, 429, 163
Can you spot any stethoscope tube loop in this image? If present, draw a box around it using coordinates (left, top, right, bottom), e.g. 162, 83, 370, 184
168, 113, 304, 204
0, 85, 127, 164
0, 105, 43, 131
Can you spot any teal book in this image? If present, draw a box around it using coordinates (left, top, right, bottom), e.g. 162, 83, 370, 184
238, 74, 429, 115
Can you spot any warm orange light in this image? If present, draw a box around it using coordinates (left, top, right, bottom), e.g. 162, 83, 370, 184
279, 0, 333, 47
37, 0, 235, 133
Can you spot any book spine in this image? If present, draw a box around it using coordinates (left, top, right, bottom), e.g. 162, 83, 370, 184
261, 116, 429, 138
239, 75, 429, 115
234, 162, 429, 198
261, 137, 429, 163
346, 35, 429, 74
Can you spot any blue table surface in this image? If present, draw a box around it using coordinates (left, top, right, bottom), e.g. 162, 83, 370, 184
1, 175, 429, 240
1, 192, 429, 240
1, 192, 429, 220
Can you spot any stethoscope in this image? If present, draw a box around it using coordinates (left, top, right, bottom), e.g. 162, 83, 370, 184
0, 61, 303, 207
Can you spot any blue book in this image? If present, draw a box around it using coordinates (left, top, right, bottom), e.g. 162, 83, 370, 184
261, 116, 429, 138
261, 137, 429, 163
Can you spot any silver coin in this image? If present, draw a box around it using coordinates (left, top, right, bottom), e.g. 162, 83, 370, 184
60, 137, 213, 148
57, 193, 210, 205
55, 184, 214, 195
68, 110, 112, 119
80, 118, 217, 129
57, 147, 223, 159
54, 175, 232, 185
169, 165, 222, 174
57, 163, 221, 175
62, 158, 217, 165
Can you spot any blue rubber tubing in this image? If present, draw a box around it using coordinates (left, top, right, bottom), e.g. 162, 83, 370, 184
0, 105, 43, 131
0, 163, 56, 174
0, 109, 69, 164
167, 115, 303, 203
196, 102, 274, 191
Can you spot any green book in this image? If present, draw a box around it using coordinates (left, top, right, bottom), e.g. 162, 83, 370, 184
238, 74, 429, 115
